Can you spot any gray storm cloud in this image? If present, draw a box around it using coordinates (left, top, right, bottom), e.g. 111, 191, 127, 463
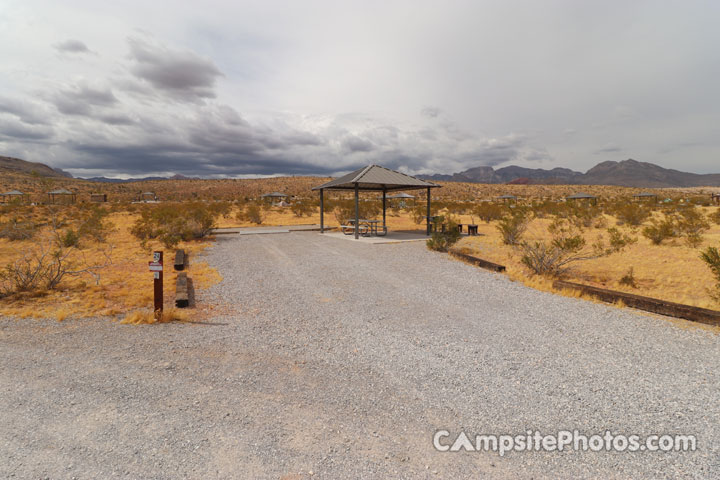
0, 1, 719, 177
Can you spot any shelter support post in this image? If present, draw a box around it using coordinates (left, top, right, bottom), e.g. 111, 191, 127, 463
382, 189, 386, 234
426, 187, 431, 236
354, 183, 360, 239
319, 189, 324, 233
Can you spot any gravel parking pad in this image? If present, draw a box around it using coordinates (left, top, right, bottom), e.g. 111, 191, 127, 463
1, 232, 718, 478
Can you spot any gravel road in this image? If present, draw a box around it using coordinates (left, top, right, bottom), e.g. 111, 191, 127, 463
1, 232, 719, 479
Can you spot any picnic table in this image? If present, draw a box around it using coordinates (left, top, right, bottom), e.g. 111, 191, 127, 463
342, 219, 387, 236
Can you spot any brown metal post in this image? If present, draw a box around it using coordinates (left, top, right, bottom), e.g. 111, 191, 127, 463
154, 251, 163, 318
354, 183, 360, 239
319, 189, 324, 233
382, 189, 386, 234
426, 187, 431, 235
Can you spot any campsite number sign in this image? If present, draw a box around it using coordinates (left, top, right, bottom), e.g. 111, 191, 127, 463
149, 251, 163, 316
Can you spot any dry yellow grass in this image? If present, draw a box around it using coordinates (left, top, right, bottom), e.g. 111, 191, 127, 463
120, 307, 190, 324
0, 212, 222, 320
455, 207, 720, 310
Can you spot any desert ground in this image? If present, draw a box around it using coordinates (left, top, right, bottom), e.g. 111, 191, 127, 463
1, 232, 718, 478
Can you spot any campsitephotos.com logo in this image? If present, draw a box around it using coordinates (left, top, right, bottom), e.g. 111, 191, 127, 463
433, 430, 697, 457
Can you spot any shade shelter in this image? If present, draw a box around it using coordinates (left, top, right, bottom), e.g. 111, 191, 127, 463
1, 190, 30, 204
261, 192, 289, 205
566, 192, 598, 205
384, 192, 415, 208
90, 193, 107, 203
139, 191, 157, 202
312, 165, 440, 239
633, 192, 658, 203
497, 194, 517, 204
712, 193, 720, 205
47, 188, 76, 204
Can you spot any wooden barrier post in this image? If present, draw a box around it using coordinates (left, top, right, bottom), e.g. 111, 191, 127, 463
149, 251, 163, 318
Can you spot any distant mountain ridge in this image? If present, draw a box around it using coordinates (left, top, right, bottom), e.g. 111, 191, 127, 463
0, 155, 72, 178
421, 159, 720, 188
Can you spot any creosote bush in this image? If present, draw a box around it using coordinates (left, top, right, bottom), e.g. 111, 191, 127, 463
291, 201, 315, 217
237, 203, 264, 225
426, 216, 461, 252
496, 209, 531, 245
519, 219, 633, 276
700, 246, 720, 304
473, 202, 505, 223
132, 202, 220, 248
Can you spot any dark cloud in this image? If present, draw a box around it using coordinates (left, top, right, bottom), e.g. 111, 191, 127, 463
52, 84, 118, 116
0, 96, 49, 125
0, 118, 54, 141
99, 114, 135, 125
127, 37, 222, 102
54, 39, 92, 54
594, 145, 622, 154
341, 135, 374, 153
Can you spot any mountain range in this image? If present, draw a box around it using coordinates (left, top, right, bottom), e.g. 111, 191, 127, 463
420, 159, 720, 188
2, 155, 720, 188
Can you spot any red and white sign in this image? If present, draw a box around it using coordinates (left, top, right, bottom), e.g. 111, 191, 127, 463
148, 261, 163, 272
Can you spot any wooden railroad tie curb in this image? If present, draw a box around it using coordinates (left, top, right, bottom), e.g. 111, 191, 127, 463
175, 272, 189, 308
174, 249, 186, 271
553, 279, 720, 327
449, 251, 506, 273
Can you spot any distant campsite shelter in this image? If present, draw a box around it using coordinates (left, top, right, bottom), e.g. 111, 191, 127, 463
90, 193, 107, 203
385, 192, 415, 208
47, 188, 76, 204
566, 192, 598, 205
497, 194, 517, 204
312, 165, 440, 239
261, 192, 289, 205
1, 190, 30, 204
633, 192, 658, 203
140, 192, 157, 202
712, 193, 720, 205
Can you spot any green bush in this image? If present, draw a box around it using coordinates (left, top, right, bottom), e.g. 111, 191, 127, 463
291, 201, 315, 217
473, 202, 505, 223
676, 207, 710, 247
237, 203, 264, 224
496, 209, 531, 245
642, 214, 678, 245
700, 246, 720, 304
0, 218, 36, 241
612, 202, 651, 226
710, 208, 720, 225
132, 202, 220, 248
426, 217, 461, 252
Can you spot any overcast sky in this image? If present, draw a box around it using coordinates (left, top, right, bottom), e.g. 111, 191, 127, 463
1, 0, 719, 178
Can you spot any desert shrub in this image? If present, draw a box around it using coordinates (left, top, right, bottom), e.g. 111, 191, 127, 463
474, 202, 505, 223
132, 202, 220, 248
0, 218, 36, 241
710, 208, 720, 225
619, 267, 638, 288
236, 203, 264, 225
411, 203, 438, 224
60, 229, 80, 248
0, 227, 112, 297
496, 209, 531, 245
426, 217, 461, 252
642, 213, 678, 245
675, 207, 710, 247
612, 202, 651, 226
519, 219, 632, 276
700, 246, 720, 304
607, 227, 637, 250
291, 201, 315, 217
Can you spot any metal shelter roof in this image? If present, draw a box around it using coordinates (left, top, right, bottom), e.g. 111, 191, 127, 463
261, 192, 289, 197
312, 165, 440, 191
2, 190, 25, 195
498, 194, 517, 199
633, 192, 658, 197
48, 188, 73, 195
566, 192, 597, 199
